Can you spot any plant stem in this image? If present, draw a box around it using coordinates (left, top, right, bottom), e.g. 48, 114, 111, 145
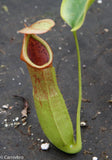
73, 31, 82, 147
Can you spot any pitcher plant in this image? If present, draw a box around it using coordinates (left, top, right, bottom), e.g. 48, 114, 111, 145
18, 0, 95, 154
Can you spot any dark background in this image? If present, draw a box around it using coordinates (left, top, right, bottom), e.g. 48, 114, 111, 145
0, 0, 112, 159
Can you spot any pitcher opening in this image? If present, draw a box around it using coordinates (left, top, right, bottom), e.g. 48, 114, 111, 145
20, 34, 53, 69
27, 36, 49, 66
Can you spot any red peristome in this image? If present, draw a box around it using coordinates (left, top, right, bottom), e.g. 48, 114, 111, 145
27, 36, 49, 66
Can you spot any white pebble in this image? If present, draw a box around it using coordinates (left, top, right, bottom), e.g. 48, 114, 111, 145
92, 156, 98, 160
37, 138, 40, 141
41, 143, 50, 151
15, 117, 19, 121
80, 121, 87, 127
58, 47, 62, 50
24, 19, 27, 23
14, 122, 20, 126
97, 111, 101, 115
18, 82, 22, 85
2, 104, 9, 109
82, 64, 86, 69
40, 139, 44, 143
12, 78, 15, 81
104, 28, 109, 32
97, 0, 102, 4
31, 133, 34, 136
4, 123, 8, 127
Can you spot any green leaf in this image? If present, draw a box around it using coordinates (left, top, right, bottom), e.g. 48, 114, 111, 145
60, 0, 95, 31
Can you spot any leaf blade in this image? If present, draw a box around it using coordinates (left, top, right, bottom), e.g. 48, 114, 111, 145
60, 0, 95, 31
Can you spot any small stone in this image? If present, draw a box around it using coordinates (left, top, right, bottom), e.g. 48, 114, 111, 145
82, 64, 86, 69
24, 19, 27, 23
106, 155, 109, 158
2, 104, 9, 109
104, 28, 109, 32
92, 156, 98, 160
31, 133, 34, 136
41, 143, 50, 150
37, 138, 40, 141
58, 47, 62, 50
0, 65, 5, 68
40, 139, 44, 143
18, 82, 22, 85
9, 106, 13, 110
12, 78, 15, 81
80, 121, 87, 127
97, 111, 101, 115
15, 117, 19, 121
4, 119, 7, 122
97, 0, 102, 4
14, 122, 20, 126
4, 123, 8, 127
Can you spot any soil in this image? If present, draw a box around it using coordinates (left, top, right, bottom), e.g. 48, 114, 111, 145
0, 0, 112, 160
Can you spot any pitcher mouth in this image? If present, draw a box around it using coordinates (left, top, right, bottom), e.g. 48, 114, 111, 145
20, 34, 53, 69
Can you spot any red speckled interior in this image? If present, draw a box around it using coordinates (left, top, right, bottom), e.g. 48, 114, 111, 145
27, 36, 49, 66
